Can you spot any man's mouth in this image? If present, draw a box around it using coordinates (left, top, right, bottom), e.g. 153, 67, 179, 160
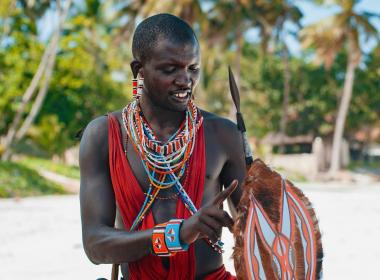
174, 92, 189, 98
171, 90, 191, 101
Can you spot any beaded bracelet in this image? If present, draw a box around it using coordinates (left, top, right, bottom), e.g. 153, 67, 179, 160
152, 219, 188, 257
152, 222, 173, 257
164, 219, 189, 252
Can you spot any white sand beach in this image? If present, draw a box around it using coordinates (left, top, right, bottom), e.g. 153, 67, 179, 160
1, 181, 379, 279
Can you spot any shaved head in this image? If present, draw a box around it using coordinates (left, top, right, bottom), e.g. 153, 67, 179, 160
132, 13, 199, 64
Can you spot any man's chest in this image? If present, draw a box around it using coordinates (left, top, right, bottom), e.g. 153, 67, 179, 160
124, 127, 227, 193
120, 123, 227, 220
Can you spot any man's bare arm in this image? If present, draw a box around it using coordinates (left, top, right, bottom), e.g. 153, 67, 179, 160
79, 116, 152, 264
219, 120, 247, 211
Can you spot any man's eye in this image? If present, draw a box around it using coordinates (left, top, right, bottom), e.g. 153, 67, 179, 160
162, 67, 175, 74
189, 67, 199, 73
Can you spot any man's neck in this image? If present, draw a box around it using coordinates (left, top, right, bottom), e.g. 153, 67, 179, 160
139, 95, 186, 142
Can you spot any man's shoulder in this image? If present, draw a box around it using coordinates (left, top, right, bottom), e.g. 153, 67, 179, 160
200, 109, 239, 134
199, 109, 243, 159
86, 110, 123, 131
80, 110, 123, 145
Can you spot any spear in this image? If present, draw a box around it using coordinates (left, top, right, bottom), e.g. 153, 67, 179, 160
228, 66, 253, 167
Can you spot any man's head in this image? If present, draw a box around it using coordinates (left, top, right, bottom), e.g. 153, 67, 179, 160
132, 13, 198, 65
131, 13, 200, 112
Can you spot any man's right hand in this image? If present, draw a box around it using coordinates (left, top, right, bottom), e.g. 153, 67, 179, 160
180, 180, 238, 245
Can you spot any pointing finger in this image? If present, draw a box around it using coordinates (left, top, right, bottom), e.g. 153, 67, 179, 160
213, 180, 238, 206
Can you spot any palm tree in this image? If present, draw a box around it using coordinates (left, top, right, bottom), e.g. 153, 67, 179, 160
206, 1, 303, 128
1, 0, 72, 160
1, 0, 72, 161
300, 0, 379, 174
109, 0, 206, 45
255, 0, 303, 152
205, 1, 270, 117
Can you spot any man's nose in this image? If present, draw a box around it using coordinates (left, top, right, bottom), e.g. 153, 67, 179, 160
174, 71, 192, 88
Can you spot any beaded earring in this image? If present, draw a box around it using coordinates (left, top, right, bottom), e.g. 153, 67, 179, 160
132, 78, 138, 99
132, 75, 144, 99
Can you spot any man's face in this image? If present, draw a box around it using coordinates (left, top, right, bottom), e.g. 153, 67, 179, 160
140, 37, 200, 112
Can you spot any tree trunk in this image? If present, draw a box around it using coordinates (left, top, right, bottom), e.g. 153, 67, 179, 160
1, 0, 72, 161
279, 43, 290, 153
329, 60, 356, 174
15, 35, 59, 141
15, 0, 72, 140
1, 37, 56, 161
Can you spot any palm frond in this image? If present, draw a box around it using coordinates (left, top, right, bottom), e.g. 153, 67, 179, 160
362, 11, 380, 19
300, 16, 346, 68
353, 14, 379, 42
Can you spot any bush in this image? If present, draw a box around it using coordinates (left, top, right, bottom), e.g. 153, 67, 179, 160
17, 156, 80, 179
0, 161, 67, 198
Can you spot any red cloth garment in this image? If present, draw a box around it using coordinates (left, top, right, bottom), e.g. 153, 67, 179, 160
107, 114, 236, 280
204, 265, 237, 280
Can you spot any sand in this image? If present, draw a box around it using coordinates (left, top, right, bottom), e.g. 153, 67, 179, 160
1, 181, 379, 279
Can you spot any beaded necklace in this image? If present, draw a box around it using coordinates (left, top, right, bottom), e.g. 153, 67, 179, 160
122, 100, 201, 229
122, 100, 223, 253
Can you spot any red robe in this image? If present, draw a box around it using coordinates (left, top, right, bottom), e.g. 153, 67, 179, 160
108, 114, 236, 280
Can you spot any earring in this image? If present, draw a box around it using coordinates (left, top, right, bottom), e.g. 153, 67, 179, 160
137, 76, 144, 99
132, 78, 138, 99
132, 76, 144, 99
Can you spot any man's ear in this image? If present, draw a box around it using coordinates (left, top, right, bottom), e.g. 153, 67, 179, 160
130, 60, 143, 78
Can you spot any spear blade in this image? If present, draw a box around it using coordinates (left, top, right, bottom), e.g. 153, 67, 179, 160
228, 66, 253, 166
228, 66, 241, 111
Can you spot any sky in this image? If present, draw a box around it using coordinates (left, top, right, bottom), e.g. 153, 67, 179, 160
294, 0, 380, 54
37, 0, 380, 55
244, 0, 380, 55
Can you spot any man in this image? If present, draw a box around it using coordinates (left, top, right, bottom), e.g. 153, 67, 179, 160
79, 13, 246, 279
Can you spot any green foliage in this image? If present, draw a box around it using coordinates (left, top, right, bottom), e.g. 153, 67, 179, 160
0, 161, 67, 197
17, 156, 80, 179
233, 43, 337, 139
28, 114, 70, 155
33, 2, 131, 155
0, 8, 44, 135
348, 160, 380, 171
1, 0, 131, 156
0, 0, 15, 17
0, 0, 379, 161
348, 48, 380, 132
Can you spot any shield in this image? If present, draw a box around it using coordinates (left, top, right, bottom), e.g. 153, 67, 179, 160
229, 67, 323, 280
